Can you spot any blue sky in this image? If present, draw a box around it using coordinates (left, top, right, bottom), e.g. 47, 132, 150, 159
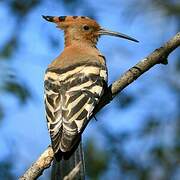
0, 0, 179, 178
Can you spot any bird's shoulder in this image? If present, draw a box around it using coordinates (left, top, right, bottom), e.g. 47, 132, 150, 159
48, 44, 106, 70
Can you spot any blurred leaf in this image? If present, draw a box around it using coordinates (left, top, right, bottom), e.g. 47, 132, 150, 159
85, 139, 109, 179
0, 104, 4, 120
141, 118, 160, 135
116, 92, 135, 109
8, 0, 41, 17
61, 0, 83, 11
3, 81, 31, 104
0, 35, 18, 59
152, 146, 165, 161
101, 126, 130, 144
154, 0, 180, 16
0, 160, 15, 180
175, 57, 180, 71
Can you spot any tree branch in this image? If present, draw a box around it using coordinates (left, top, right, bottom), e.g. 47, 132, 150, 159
111, 32, 180, 96
19, 146, 54, 180
63, 161, 82, 180
20, 32, 180, 179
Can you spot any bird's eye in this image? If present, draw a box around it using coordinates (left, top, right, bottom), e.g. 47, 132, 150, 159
83, 25, 90, 31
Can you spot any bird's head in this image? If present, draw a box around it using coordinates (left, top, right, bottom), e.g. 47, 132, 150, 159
42, 15, 138, 47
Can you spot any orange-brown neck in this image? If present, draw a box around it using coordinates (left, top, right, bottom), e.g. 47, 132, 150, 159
64, 29, 99, 48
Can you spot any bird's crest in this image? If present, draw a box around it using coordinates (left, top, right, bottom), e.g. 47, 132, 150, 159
42, 15, 91, 22
42, 15, 99, 29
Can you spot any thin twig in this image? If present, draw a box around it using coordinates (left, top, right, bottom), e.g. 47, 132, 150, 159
63, 162, 82, 180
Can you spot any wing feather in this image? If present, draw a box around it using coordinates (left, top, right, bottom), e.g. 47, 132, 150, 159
44, 62, 107, 154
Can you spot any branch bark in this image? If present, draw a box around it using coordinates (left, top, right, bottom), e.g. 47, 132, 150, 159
19, 146, 54, 180
20, 32, 180, 179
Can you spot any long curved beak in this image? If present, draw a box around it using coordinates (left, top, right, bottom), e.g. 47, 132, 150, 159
98, 28, 139, 43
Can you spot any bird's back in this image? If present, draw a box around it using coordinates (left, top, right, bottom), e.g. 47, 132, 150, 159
44, 44, 108, 159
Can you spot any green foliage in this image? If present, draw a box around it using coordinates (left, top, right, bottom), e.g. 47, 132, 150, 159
0, 35, 18, 59
8, 0, 41, 17
154, 0, 180, 17
116, 92, 135, 109
0, 159, 15, 180
3, 80, 31, 104
0, 105, 4, 121
85, 115, 180, 179
0, 71, 31, 121
85, 140, 109, 179
141, 118, 160, 135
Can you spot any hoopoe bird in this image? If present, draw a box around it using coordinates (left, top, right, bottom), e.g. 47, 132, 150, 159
42, 15, 138, 161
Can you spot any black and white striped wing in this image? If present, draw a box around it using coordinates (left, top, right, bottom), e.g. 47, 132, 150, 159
44, 62, 107, 154
60, 74, 106, 152
44, 78, 63, 153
